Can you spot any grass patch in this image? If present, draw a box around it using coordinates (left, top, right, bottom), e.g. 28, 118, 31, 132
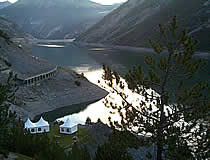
77, 126, 96, 146
47, 125, 95, 148
75, 80, 81, 86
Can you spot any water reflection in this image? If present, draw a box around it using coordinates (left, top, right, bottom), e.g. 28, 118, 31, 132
88, 48, 108, 51
57, 67, 155, 126
57, 68, 121, 124
32, 43, 100, 67
37, 44, 65, 48
32, 43, 209, 127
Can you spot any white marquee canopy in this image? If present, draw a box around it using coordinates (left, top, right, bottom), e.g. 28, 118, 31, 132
59, 118, 78, 134
36, 117, 49, 127
24, 117, 50, 134
24, 118, 36, 129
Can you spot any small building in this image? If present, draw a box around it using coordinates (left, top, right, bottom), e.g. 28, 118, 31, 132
24, 118, 37, 134
59, 118, 78, 135
35, 117, 50, 133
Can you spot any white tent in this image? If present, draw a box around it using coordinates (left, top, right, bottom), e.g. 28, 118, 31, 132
24, 117, 50, 134
59, 118, 78, 134
24, 118, 37, 134
35, 117, 50, 133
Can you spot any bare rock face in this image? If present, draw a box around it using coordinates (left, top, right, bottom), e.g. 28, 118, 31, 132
78, 0, 210, 51
0, 0, 118, 39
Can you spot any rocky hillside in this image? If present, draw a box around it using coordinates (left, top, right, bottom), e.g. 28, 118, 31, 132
0, 17, 31, 69
0, 0, 118, 39
0, 16, 31, 38
78, 0, 210, 51
0, 17, 108, 121
0, 1, 11, 9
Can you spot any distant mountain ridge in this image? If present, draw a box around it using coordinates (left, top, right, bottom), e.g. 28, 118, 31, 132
78, 0, 210, 51
0, 1, 11, 9
0, 0, 118, 39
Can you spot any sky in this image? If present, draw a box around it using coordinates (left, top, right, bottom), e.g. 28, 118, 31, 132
0, 0, 127, 5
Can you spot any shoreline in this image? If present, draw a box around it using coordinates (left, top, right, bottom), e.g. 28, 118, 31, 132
74, 42, 210, 59
34, 99, 99, 122
1, 39, 109, 122
14, 67, 108, 122
74, 42, 154, 53
10, 40, 209, 121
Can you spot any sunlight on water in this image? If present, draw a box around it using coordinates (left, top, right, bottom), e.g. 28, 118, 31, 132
57, 68, 121, 125
57, 67, 159, 126
37, 44, 65, 48
88, 48, 108, 51
32, 43, 160, 127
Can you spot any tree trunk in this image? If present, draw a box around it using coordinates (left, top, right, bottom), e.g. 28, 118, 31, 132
157, 144, 163, 160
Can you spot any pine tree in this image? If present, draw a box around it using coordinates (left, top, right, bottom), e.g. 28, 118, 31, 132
85, 117, 92, 125
102, 17, 209, 160
80, 146, 91, 160
0, 72, 18, 151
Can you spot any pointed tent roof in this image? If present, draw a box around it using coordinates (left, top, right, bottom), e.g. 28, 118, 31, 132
24, 118, 36, 129
60, 118, 76, 128
35, 117, 49, 127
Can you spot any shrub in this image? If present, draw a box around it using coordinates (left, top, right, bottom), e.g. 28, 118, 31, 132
0, 29, 11, 44
75, 81, 81, 86
68, 144, 91, 160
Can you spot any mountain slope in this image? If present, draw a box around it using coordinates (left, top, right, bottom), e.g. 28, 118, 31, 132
0, 17, 30, 38
0, 17, 108, 121
0, 0, 117, 39
0, 1, 11, 9
78, 0, 210, 51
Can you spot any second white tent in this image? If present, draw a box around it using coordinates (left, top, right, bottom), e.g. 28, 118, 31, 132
59, 118, 78, 134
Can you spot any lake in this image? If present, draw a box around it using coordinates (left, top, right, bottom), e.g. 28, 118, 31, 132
32, 42, 210, 125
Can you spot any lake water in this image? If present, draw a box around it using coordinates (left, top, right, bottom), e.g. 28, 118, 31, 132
32, 42, 210, 125
31, 43, 153, 124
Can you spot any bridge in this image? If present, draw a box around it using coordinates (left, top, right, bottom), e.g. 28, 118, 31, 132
23, 66, 57, 85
